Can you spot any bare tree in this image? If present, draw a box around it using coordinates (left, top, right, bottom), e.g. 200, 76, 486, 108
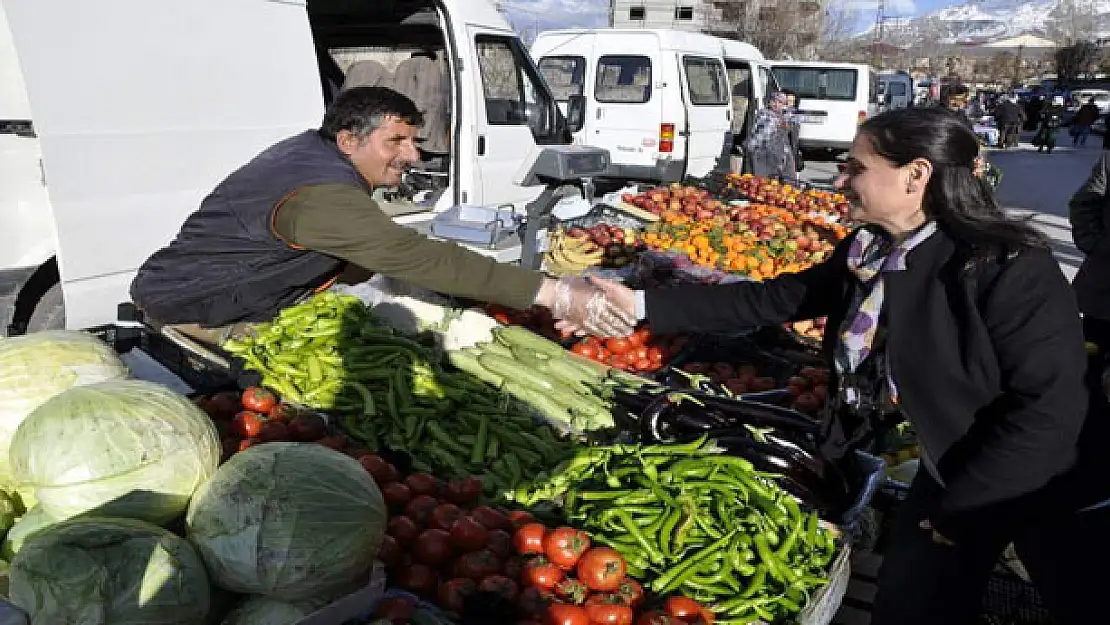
1055, 40, 1099, 87
700, 0, 823, 60
1047, 0, 1100, 45
815, 2, 856, 61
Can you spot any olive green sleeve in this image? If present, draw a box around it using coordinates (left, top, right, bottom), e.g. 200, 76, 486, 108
272, 184, 544, 309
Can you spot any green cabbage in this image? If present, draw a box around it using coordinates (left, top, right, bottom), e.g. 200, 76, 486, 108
0, 331, 129, 486
220, 596, 322, 625
9, 379, 220, 525
187, 443, 386, 599
9, 517, 211, 625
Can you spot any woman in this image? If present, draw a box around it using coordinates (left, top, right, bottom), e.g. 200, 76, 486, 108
595, 107, 1101, 624
744, 91, 795, 179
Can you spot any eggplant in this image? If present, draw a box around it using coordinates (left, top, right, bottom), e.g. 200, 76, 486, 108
640, 395, 730, 442
696, 392, 823, 434
711, 434, 851, 510
738, 389, 797, 406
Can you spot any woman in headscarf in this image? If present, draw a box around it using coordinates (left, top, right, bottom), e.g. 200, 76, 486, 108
744, 91, 796, 179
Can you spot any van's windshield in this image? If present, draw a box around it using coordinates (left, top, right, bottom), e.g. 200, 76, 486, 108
773, 67, 858, 101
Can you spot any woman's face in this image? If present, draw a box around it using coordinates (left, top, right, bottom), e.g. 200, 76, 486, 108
834, 133, 929, 234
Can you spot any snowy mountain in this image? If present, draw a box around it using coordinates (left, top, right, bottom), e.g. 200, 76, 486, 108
863, 0, 1110, 44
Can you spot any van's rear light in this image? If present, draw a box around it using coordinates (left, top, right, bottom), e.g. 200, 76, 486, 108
660, 123, 675, 152
857, 110, 867, 124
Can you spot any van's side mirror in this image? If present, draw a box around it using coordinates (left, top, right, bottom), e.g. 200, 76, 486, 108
566, 95, 586, 133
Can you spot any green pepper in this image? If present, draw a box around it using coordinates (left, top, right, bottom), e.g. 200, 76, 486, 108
650, 530, 737, 594
754, 534, 798, 585
613, 510, 666, 564
471, 415, 489, 465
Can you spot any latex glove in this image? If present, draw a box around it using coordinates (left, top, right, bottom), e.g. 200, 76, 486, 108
550, 277, 636, 338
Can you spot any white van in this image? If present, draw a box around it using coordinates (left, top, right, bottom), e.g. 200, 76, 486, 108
770, 61, 881, 154
533, 29, 772, 183
1, 0, 585, 334
878, 71, 913, 110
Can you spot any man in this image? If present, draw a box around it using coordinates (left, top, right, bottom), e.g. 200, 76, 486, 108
1034, 96, 1066, 153
130, 87, 632, 345
1072, 97, 1100, 148
1069, 152, 1110, 352
993, 95, 1021, 149
938, 84, 974, 130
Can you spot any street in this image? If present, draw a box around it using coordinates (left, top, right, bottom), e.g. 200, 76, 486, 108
798, 133, 1105, 281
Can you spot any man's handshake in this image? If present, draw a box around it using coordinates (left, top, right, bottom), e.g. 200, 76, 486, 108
534, 276, 639, 338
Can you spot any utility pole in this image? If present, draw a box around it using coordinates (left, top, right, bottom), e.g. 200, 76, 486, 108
872, 0, 886, 68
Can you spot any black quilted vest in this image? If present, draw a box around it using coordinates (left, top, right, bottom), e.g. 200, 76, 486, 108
131, 131, 364, 326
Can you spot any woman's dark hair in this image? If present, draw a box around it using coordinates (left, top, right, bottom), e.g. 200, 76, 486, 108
319, 86, 424, 141
859, 107, 1046, 250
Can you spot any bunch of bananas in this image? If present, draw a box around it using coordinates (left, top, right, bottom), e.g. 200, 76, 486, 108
544, 230, 604, 276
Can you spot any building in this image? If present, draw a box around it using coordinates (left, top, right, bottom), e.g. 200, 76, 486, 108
610, 0, 826, 59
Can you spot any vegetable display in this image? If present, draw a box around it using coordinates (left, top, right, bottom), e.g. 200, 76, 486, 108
568, 325, 687, 375
0, 331, 130, 488
9, 517, 211, 625
186, 443, 386, 599
512, 437, 837, 622
224, 294, 580, 490
9, 379, 221, 525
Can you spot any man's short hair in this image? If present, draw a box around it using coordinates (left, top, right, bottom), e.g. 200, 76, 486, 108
319, 87, 424, 141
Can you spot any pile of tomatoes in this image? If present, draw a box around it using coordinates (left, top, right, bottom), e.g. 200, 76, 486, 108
512, 523, 714, 625
193, 387, 335, 460
569, 325, 687, 375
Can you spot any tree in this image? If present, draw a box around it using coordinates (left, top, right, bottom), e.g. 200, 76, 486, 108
1055, 40, 1099, 87
986, 52, 1017, 85
815, 2, 856, 61
700, 0, 824, 60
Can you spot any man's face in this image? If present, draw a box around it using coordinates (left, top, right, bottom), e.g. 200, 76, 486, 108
337, 116, 421, 187
785, 94, 797, 108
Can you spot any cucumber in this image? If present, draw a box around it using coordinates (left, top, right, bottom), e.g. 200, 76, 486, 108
447, 350, 504, 388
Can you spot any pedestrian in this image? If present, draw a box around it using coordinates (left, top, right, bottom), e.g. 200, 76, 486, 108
1069, 152, 1110, 352
993, 95, 1021, 149
1034, 96, 1066, 153
743, 91, 795, 179
593, 106, 1102, 625
1071, 97, 1100, 147
129, 87, 634, 346
780, 88, 804, 173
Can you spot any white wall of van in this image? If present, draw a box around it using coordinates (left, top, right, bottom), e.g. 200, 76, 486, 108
770, 61, 881, 153
1, 0, 571, 333
533, 29, 773, 184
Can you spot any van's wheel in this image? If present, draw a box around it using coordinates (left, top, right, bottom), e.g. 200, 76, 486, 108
26, 283, 65, 332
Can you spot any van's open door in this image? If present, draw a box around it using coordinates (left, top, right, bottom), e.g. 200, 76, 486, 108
2, 0, 325, 329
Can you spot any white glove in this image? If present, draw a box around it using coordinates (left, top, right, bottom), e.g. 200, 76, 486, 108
551, 277, 637, 338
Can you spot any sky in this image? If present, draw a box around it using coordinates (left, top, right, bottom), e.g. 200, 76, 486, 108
499, 0, 967, 36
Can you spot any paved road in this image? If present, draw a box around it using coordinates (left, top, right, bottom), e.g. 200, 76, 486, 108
798, 134, 1105, 282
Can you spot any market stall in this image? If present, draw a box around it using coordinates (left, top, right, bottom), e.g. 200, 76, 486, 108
0, 174, 885, 625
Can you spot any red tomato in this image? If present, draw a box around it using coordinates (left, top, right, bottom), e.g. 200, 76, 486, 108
387, 516, 420, 547
632, 345, 650, 360
698, 607, 716, 624
487, 529, 514, 557
444, 477, 484, 505
571, 343, 598, 359
615, 578, 644, 607
508, 511, 537, 528
493, 312, 513, 324
634, 358, 654, 372
413, 529, 455, 566
553, 578, 588, 605
635, 611, 687, 625
375, 596, 417, 620
595, 347, 611, 361
546, 603, 590, 625
648, 347, 664, 364
471, 505, 511, 531
240, 387, 277, 413
378, 534, 402, 568
438, 578, 477, 614
257, 420, 288, 442
396, 563, 438, 598
451, 516, 490, 552
584, 594, 633, 625
404, 494, 439, 525
404, 473, 442, 497
523, 556, 564, 590
575, 548, 626, 592
358, 454, 400, 485
428, 502, 464, 531
479, 575, 519, 601
287, 414, 327, 442
231, 411, 264, 438
381, 482, 413, 512
605, 337, 633, 355
663, 597, 704, 621
454, 550, 501, 581
266, 403, 298, 422
543, 527, 590, 570
634, 326, 654, 346
513, 523, 548, 556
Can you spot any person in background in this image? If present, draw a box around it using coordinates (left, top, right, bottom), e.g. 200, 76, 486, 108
993, 95, 1021, 150
592, 106, 1102, 625
1069, 152, 1110, 352
130, 87, 634, 346
938, 84, 974, 130
1034, 96, 1066, 154
744, 91, 796, 179
1071, 97, 1100, 148
780, 88, 804, 173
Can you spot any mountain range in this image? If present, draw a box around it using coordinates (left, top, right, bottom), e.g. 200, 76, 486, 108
862, 0, 1110, 44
